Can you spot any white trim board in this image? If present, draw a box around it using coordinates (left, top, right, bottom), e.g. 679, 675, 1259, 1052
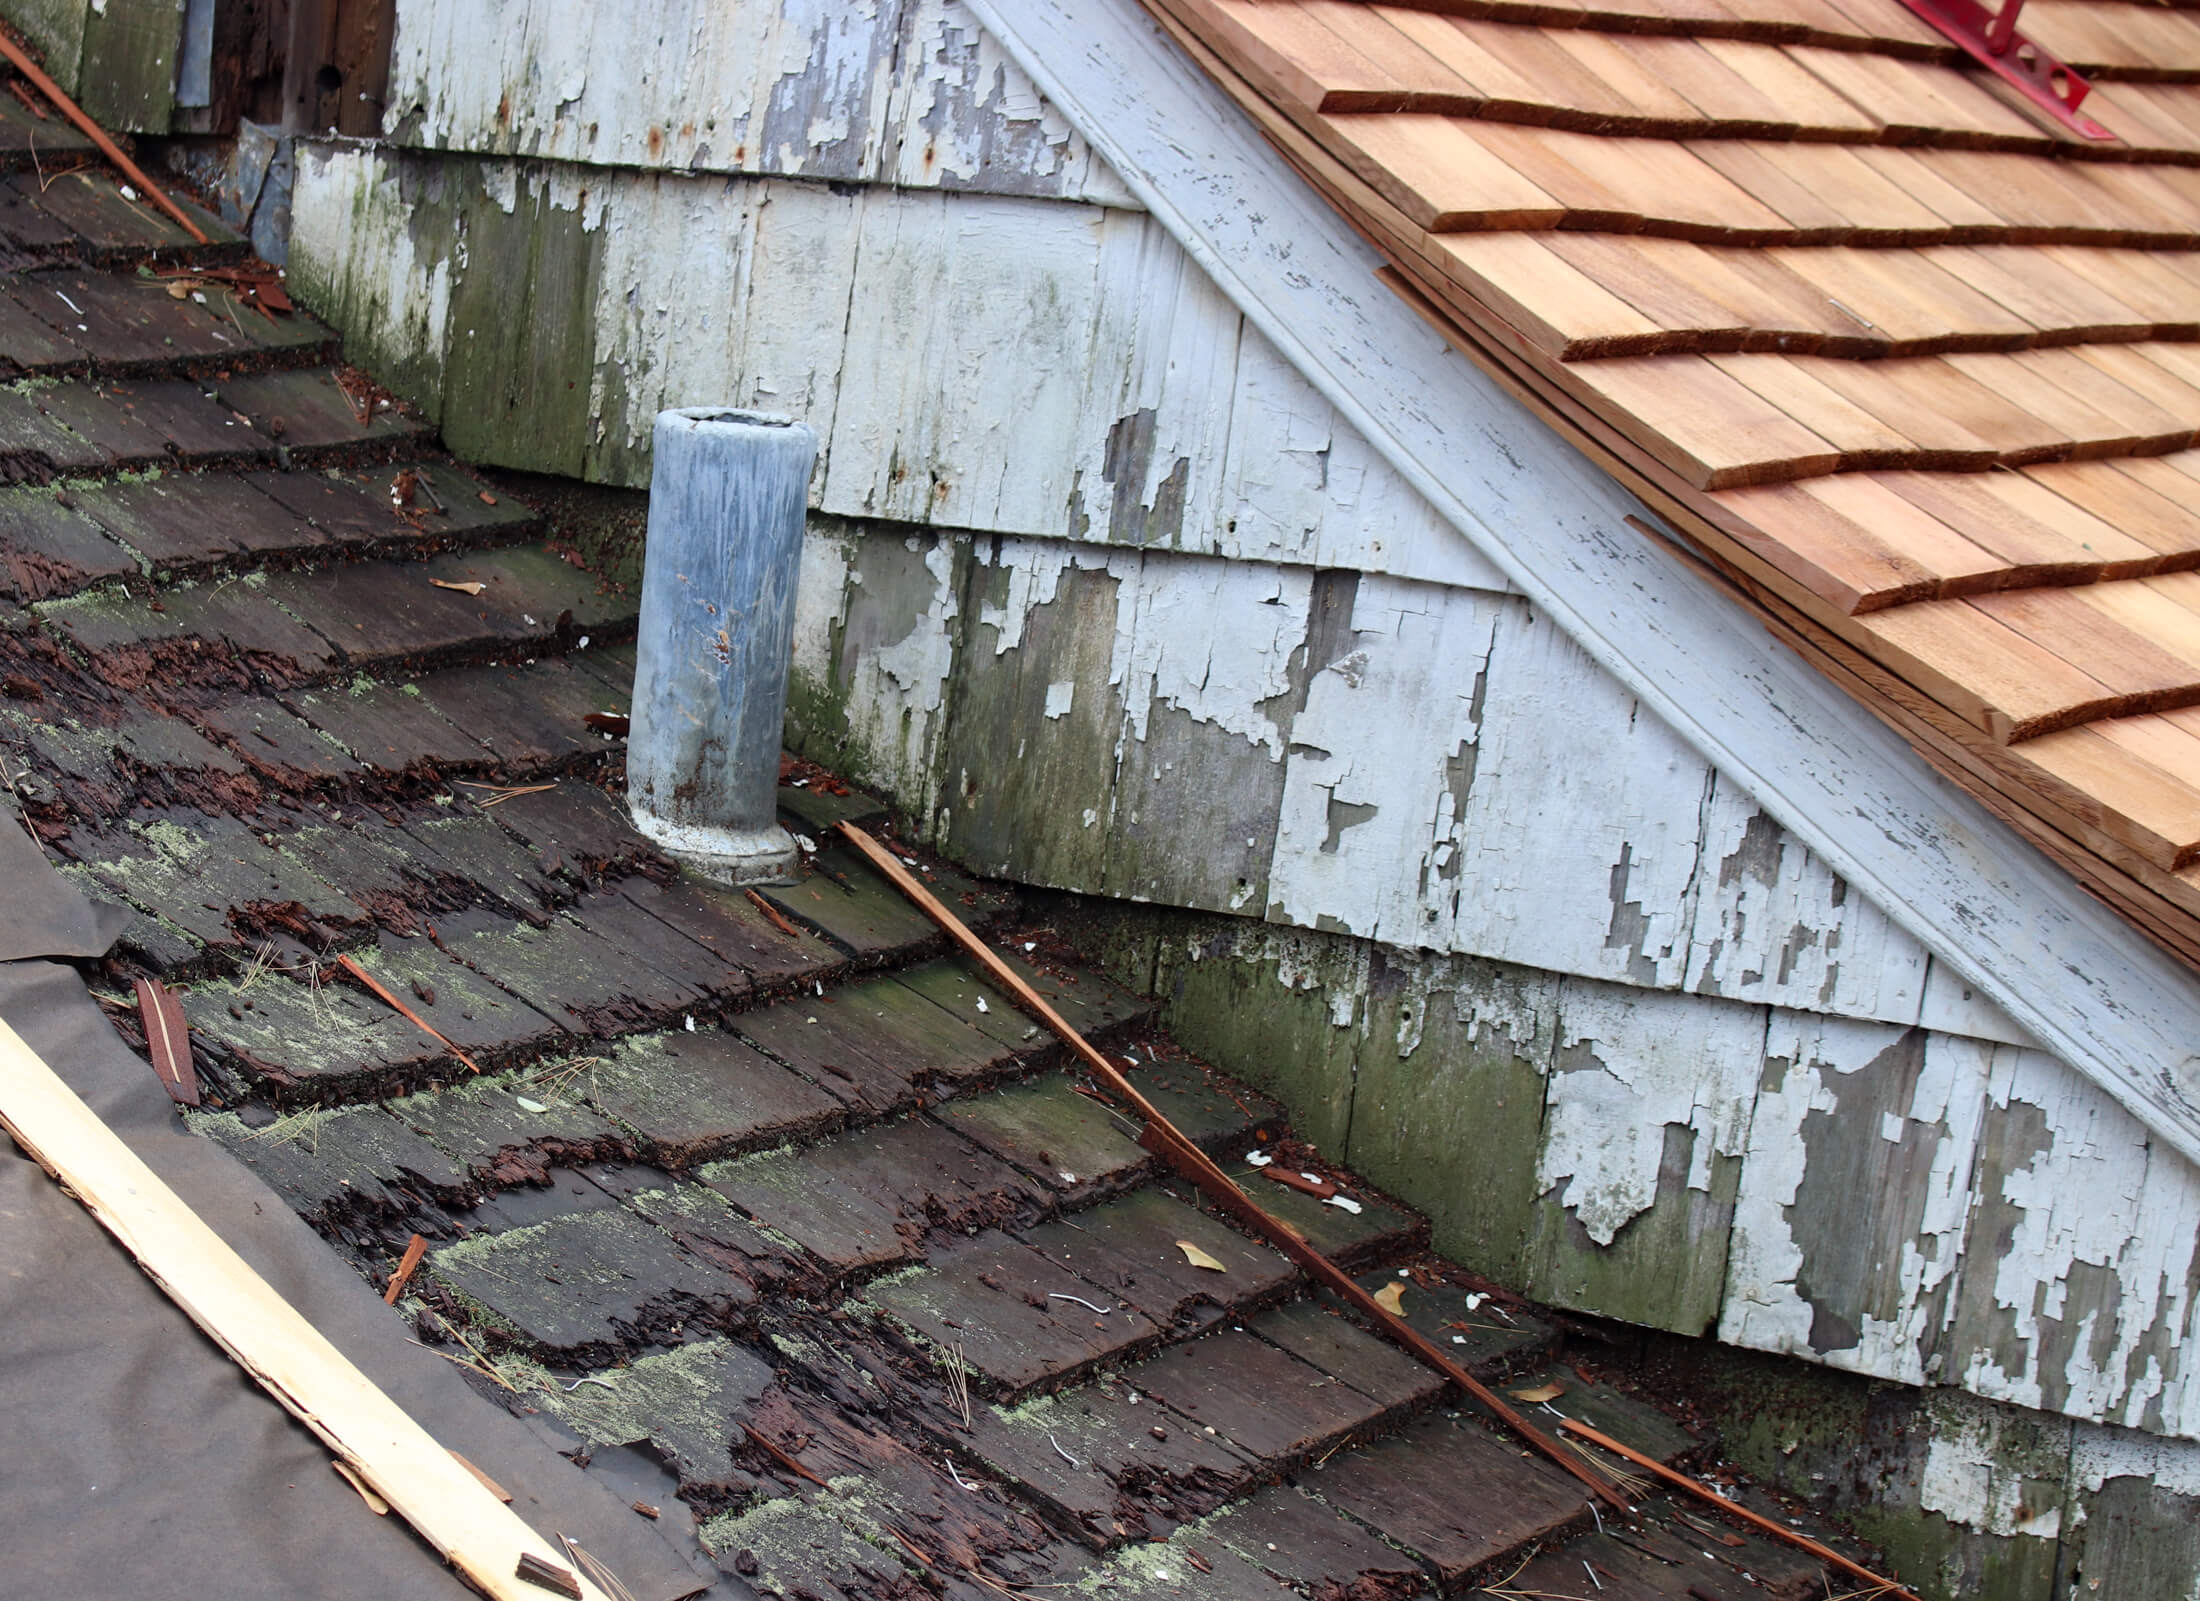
963, 0, 2200, 1167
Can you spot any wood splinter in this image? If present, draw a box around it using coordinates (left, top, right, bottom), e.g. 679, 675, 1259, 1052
515, 1551, 583, 1598
742, 1421, 830, 1489
336, 954, 484, 1073
383, 1233, 428, 1305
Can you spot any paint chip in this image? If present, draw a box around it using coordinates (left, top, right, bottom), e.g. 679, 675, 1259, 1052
1043, 681, 1075, 719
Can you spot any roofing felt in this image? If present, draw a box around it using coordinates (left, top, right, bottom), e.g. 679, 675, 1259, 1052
0, 148, 1884, 1598
1147, 0, 2200, 971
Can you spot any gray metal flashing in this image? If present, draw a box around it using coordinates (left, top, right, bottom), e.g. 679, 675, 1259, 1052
962, 0, 2200, 1167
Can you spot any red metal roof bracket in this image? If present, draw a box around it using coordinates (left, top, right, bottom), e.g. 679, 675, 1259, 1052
1898, 0, 2114, 141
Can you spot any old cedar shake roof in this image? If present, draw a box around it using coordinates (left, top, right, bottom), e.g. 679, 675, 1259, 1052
1148, 0, 2200, 971
0, 139, 1874, 1598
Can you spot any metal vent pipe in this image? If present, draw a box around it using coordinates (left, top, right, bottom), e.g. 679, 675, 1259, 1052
626, 407, 815, 886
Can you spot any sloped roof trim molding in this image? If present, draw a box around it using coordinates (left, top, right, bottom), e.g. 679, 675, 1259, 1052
964, 0, 2200, 1165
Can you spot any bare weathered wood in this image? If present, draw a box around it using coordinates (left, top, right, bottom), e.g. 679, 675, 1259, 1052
837, 820, 1631, 1513
0, 1014, 614, 1601
0, 27, 208, 241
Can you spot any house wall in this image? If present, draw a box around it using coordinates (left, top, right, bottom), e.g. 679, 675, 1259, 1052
40, 0, 2200, 1584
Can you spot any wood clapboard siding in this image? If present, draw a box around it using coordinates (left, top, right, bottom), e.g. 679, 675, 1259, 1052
780, 515, 1945, 1029
382, 0, 1138, 207
290, 142, 1508, 592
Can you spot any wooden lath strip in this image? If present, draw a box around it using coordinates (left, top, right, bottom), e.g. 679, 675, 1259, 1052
0, 1013, 610, 1601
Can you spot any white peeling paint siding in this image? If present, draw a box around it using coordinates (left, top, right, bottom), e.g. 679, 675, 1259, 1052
385, 0, 1137, 205
1721, 1015, 1994, 1386
1265, 577, 1929, 1025
294, 142, 1506, 592
1721, 1017, 2200, 1439
1945, 1049, 2200, 1438
1534, 981, 1764, 1247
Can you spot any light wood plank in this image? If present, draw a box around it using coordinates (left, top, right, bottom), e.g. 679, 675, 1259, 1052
1942, 347, 2192, 459
1935, 244, 2156, 344
1786, 44, 2047, 146
1783, 354, 2072, 465
1564, 352, 1842, 486
1857, 597, 2124, 739
1708, 476, 1946, 611
1762, 244, 2032, 350
1196, 0, 1418, 111
1476, 123, 1794, 234
1983, 584, 2200, 706
1707, 350, 1925, 462
1317, 113, 1562, 230
1434, 230, 1667, 357
1539, 233, 1758, 347
1887, 469, 2153, 583
2024, 458, 2200, 568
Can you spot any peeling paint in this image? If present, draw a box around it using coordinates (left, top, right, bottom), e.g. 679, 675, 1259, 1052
1918, 1394, 2069, 1539
291, 139, 1511, 591
1721, 1016, 1990, 1385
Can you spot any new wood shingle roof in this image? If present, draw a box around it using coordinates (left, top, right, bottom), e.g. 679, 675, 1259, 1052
1152, 0, 2200, 969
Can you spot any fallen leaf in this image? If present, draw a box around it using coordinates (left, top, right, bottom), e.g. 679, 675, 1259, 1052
1175, 1240, 1227, 1274
431, 578, 487, 596
583, 711, 630, 735
1372, 1281, 1406, 1316
1509, 1382, 1566, 1404
478, 490, 499, 505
